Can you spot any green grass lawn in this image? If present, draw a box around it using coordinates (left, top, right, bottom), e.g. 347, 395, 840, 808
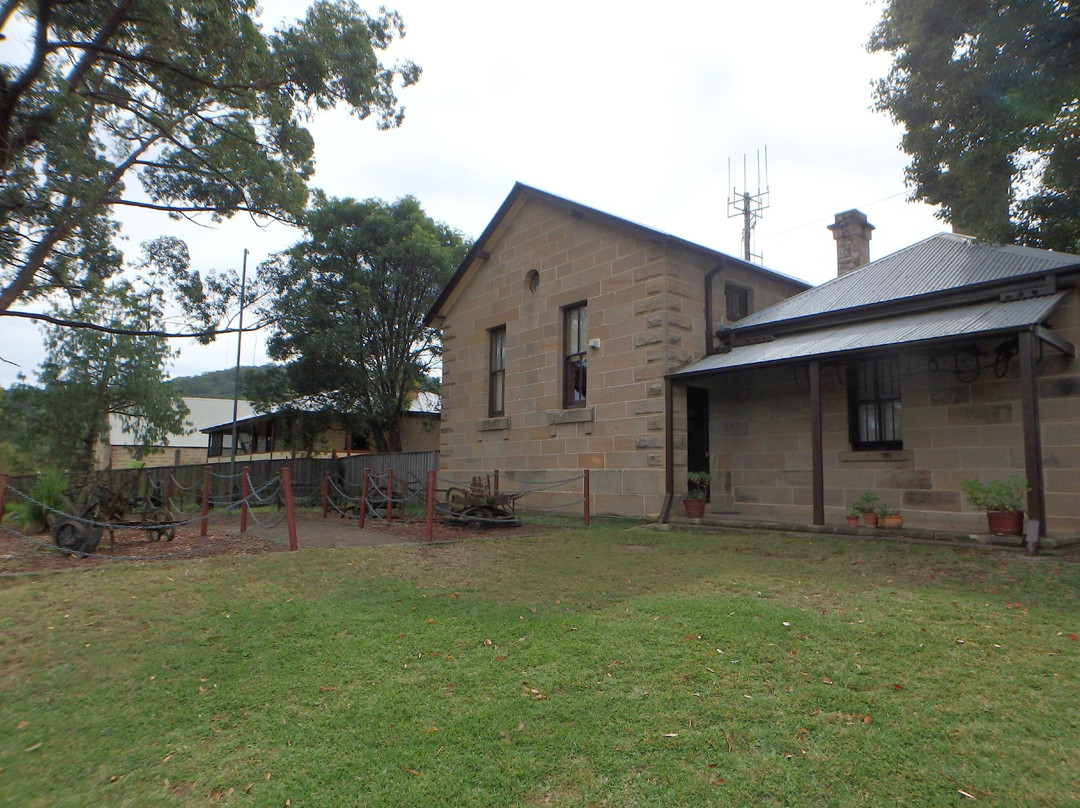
2, 522, 1079, 807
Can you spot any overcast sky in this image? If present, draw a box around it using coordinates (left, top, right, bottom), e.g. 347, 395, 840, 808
0, 0, 945, 387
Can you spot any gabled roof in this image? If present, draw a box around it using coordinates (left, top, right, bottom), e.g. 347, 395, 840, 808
424, 182, 809, 325
734, 233, 1080, 330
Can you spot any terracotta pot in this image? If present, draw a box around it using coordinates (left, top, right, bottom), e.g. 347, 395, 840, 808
987, 510, 1024, 536
881, 514, 903, 529
862, 512, 878, 527
683, 498, 706, 519
846, 515, 860, 527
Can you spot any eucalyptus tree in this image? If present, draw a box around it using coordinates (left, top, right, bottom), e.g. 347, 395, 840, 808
0, 0, 420, 328
2, 275, 189, 472
257, 194, 467, 452
870, 0, 1080, 250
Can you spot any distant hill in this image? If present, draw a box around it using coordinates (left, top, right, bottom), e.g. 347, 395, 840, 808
170, 366, 272, 399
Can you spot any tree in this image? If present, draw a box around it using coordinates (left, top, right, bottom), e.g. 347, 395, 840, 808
869, 1, 1080, 250
0, 0, 420, 322
257, 194, 467, 452
0, 276, 189, 472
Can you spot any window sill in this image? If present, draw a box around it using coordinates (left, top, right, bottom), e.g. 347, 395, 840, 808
478, 416, 510, 432
839, 449, 912, 463
547, 407, 595, 426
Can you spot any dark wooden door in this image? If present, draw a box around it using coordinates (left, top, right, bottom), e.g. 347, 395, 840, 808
687, 386, 710, 499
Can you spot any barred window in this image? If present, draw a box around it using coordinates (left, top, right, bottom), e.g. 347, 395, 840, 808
848, 355, 902, 450
489, 325, 506, 416
563, 303, 587, 407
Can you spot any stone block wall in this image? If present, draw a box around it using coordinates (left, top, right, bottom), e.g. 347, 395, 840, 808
435, 194, 805, 517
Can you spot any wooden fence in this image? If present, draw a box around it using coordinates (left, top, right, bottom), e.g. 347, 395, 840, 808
4, 451, 440, 508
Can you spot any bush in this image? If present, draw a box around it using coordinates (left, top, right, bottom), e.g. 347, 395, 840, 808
7, 469, 68, 534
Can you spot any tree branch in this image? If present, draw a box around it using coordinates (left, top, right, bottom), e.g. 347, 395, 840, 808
108, 197, 295, 224
3, 308, 272, 339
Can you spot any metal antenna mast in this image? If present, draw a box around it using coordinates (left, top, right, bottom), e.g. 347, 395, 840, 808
727, 147, 770, 263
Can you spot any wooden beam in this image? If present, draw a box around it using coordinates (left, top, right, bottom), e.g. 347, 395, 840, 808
659, 377, 675, 523
1018, 329, 1046, 542
1034, 325, 1076, 358
809, 360, 824, 526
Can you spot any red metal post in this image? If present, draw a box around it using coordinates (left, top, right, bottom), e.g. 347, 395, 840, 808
425, 469, 435, 542
320, 471, 330, 519
200, 465, 211, 536
583, 469, 591, 527
240, 466, 251, 534
0, 474, 8, 525
359, 469, 369, 529
281, 467, 298, 551
386, 468, 394, 524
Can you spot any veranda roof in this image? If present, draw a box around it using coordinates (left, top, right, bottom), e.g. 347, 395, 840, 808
672, 293, 1068, 378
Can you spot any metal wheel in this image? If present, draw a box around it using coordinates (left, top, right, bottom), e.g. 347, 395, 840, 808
52, 521, 98, 556
145, 509, 176, 542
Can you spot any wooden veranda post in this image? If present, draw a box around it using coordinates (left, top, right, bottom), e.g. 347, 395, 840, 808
240, 466, 250, 534
199, 465, 211, 537
320, 471, 330, 519
809, 361, 825, 526
425, 469, 435, 542
281, 467, 298, 551
583, 469, 591, 526
1019, 329, 1046, 552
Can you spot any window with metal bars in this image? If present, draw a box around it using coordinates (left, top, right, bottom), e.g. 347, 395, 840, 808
848, 355, 902, 450
563, 303, 587, 408
489, 325, 506, 416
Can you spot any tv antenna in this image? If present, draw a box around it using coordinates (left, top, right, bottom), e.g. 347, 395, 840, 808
727, 148, 770, 263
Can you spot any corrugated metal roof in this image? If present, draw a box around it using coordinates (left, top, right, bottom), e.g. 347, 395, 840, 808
200, 393, 442, 432
734, 233, 1080, 329
674, 293, 1067, 376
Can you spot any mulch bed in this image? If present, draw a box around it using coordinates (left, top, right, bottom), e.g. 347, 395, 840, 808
0, 514, 551, 575
0, 524, 282, 575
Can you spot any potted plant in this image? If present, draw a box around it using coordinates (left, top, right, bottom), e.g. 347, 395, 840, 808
878, 505, 903, 530
961, 475, 1029, 536
844, 505, 861, 527
684, 471, 711, 518
853, 491, 879, 527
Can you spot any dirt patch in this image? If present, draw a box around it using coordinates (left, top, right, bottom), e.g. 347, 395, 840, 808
249, 511, 546, 549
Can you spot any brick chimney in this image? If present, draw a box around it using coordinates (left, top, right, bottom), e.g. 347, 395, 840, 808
828, 209, 875, 276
